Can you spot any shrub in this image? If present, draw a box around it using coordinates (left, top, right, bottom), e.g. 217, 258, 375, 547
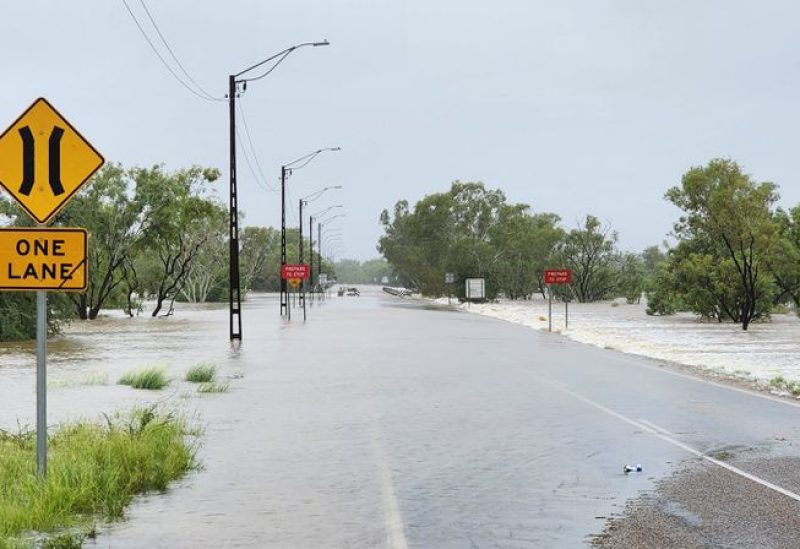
118, 367, 169, 390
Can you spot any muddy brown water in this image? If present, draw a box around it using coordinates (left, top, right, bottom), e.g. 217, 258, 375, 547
3, 288, 800, 547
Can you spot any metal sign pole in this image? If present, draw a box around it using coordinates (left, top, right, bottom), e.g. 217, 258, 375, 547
548, 284, 552, 332
565, 298, 569, 330
36, 289, 47, 478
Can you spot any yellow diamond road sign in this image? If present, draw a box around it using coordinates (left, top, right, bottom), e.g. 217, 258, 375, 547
0, 98, 104, 224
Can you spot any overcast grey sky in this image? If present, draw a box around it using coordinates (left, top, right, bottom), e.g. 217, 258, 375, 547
2, 1, 799, 260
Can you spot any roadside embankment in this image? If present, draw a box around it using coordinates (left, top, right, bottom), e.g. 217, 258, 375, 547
0, 406, 198, 548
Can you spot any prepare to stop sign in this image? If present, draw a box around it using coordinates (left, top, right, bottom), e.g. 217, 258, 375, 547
281, 264, 310, 279
544, 269, 572, 285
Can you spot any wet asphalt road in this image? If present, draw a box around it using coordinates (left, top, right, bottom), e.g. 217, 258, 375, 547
94, 288, 800, 548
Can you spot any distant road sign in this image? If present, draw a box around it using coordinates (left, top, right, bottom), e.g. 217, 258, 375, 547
465, 278, 485, 299
544, 269, 572, 285
445, 272, 454, 284
0, 98, 104, 224
281, 264, 310, 280
288, 277, 301, 289
0, 228, 88, 291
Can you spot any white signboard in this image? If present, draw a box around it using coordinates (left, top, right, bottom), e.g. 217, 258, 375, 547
319, 273, 328, 285
445, 272, 455, 284
465, 278, 485, 299
381, 276, 389, 284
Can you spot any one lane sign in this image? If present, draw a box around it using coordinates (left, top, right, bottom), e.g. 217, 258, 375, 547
0, 228, 87, 291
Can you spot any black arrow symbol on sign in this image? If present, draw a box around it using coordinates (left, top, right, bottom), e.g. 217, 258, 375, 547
16, 126, 35, 196
15, 125, 65, 197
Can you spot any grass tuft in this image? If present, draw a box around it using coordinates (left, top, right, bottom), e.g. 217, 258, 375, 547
118, 367, 169, 390
769, 375, 787, 389
0, 406, 198, 546
185, 363, 216, 383
197, 382, 229, 394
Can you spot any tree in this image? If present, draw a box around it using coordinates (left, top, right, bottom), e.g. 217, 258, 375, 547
179, 205, 228, 303
657, 159, 779, 329
239, 226, 279, 291
132, 166, 224, 316
771, 206, 800, 309
379, 181, 511, 298
333, 258, 393, 284
557, 215, 619, 302
618, 252, 645, 304
489, 207, 563, 299
58, 164, 143, 319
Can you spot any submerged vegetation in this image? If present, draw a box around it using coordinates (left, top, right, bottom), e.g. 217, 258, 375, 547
185, 363, 216, 383
197, 382, 229, 394
118, 367, 170, 390
0, 406, 198, 547
768, 375, 800, 397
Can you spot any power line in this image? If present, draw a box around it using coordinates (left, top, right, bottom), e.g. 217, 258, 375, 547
121, 0, 221, 102
242, 50, 294, 83
237, 99, 277, 191
235, 126, 277, 194
138, 0, 224, 101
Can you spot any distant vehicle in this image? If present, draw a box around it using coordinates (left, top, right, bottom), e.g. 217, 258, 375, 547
337, 287, 345, 296
346, 287, 360, 296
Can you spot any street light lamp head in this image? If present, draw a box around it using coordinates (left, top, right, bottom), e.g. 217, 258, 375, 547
313, 40, 330, 47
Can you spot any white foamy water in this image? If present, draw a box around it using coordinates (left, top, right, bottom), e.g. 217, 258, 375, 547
438, 297, 800, 383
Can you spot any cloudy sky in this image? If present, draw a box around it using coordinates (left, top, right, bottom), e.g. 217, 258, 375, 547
1, 1, 799, 260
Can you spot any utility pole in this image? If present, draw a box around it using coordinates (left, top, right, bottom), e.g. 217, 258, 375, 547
228, 74, 242, 341
309, 215, 315, 300
299, 198, 305, 309
280, 165, 288, 316
228, 40, 329, 337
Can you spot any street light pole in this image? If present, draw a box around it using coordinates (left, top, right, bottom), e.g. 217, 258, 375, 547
279, 148, 340, 316
228, 40, 329, 340
228, 74, 241, 342
280, 165, 288, 316
316, 213, 345, 297
299, 188, 341, 308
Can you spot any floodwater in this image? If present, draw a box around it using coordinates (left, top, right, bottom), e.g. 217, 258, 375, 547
452, 298, 800, 382
3, 288, 800, 547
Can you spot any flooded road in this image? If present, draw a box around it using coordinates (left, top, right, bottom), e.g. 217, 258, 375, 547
3, 287, 800, 547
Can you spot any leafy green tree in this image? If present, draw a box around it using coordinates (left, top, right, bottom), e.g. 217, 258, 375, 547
0, 294, 72, 340
771, 206, 800, 309
333, 258, 393, 284
179, 204, 228, 303
58, 164, 143, 319
489, 206, 563, 299
557, 215, 619, 302
131, 166, 224, 316
656, 159, 779, 329
240, 226, 279, 291
618, 252, 645, 304
379, 181, 511, 298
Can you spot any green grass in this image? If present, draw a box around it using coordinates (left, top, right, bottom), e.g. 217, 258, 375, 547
118, 367, 169, 390
185, 363, 216, 383
0, 406, 198, 548
769, 375, 787, 389
197, 382, 229, 394
767, 375, 800, 396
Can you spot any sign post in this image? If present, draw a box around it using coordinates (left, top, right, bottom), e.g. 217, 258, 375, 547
544, 269, 573, 332
0, 98, 103, 478
281, 264, 311, 321
445, 272, 454, 305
